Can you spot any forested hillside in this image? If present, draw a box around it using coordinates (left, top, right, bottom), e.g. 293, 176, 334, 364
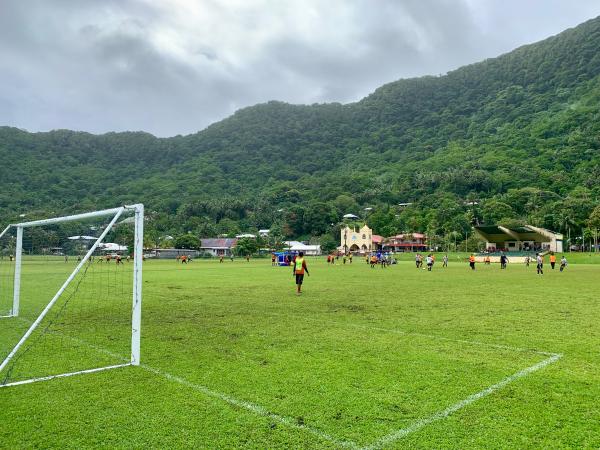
2, 16, 600, 247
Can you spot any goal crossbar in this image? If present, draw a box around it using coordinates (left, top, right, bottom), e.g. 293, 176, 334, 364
0, 204, 144, 386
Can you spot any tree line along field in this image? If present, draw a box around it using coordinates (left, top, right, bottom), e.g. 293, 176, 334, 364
1, 255, 599, 448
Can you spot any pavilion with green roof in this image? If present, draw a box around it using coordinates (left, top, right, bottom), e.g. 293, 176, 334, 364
474, 224, 563, 255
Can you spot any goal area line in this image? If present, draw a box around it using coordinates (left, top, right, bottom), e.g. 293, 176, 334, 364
0, 363, 132, 388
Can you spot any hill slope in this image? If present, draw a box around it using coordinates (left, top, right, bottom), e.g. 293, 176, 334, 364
1, 16, 600, 242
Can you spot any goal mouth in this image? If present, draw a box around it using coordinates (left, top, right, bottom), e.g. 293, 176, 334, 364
0, 204, 143, 387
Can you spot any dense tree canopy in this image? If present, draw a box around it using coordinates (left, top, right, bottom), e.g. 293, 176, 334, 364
1, 17, 600, 246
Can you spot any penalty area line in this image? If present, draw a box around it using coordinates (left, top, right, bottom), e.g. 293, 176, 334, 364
361, 353, 562, 450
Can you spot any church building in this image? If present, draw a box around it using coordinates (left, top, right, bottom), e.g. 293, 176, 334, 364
340, 225, 373, 254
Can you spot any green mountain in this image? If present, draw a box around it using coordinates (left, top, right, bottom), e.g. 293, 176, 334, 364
1, 16, 600, 244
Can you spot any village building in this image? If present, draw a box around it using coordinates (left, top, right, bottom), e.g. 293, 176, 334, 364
383, 233, 428, 252
474, 225, 563, 253
283, 241, 321, 256
199, 238, 238, 256
340, 225, 373, 254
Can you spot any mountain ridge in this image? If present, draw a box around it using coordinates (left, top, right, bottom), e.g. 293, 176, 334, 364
1, 16, 600, 243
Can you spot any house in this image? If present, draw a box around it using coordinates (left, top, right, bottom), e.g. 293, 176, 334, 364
98, 243, 128, 253
474, 225, 563, 253
283, 241, 321, 256
200, 238, 238, 256
258, 229, 270, 237
236, 233, 256, 239
372, 235, 384, 251
384, 233, 428, 252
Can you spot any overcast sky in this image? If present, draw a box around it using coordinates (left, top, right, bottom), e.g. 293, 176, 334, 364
1, 0, 600, 137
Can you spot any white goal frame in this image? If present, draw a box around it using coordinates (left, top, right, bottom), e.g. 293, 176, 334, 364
0, 204, 143, 387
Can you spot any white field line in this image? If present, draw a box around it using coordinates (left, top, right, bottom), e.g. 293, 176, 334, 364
6, 313, 563, 448
362, 353, 562, 450
0, 363, 131, 388
2, 328, 359, 449
140, 363, 360, 449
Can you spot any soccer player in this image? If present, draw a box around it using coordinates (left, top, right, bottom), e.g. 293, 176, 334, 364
181, 255, 187, 264
271, 253, 277, 266
469, 254, 476, 270
536, 253, 544, 275
500, 253, 508, 269
116, 254, 122, 265
370, 254, 377, 268
525, 255, 530, 267
349, 253, 353, 264
292, 251, 310, 295
549, 252, 556, 270
560, 255, 568, 272
426, 254, 433, 271
343, 254, 347, 264
442, 254, 448, 267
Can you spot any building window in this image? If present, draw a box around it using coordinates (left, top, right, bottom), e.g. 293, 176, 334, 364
362, 234, 366, 239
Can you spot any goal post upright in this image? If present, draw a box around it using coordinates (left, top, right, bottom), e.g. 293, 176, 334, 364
12, 226, 23, 317
131, 203, 143, 366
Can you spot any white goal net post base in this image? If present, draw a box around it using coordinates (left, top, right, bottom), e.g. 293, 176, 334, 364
0, 204, 143, 388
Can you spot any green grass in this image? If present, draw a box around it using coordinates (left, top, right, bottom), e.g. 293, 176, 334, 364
1, 256, 599, 448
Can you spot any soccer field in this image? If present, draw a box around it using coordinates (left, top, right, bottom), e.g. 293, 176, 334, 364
1, 256, 599, 448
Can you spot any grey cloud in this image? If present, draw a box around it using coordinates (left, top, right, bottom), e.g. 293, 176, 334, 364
0, 0, 600, 136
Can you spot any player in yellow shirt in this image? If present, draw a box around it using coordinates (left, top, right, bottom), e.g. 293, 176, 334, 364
292, 252, 310, 295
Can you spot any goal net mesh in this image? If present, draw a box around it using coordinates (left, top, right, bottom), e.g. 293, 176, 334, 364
0, 210, 138, 386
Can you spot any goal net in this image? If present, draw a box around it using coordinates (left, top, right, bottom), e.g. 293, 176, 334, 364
0, 204, 143, 387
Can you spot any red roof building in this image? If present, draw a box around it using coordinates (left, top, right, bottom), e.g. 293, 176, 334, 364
384, 233, 428, 251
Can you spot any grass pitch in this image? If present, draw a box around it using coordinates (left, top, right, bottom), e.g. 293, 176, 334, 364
1, 255, 599, 448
